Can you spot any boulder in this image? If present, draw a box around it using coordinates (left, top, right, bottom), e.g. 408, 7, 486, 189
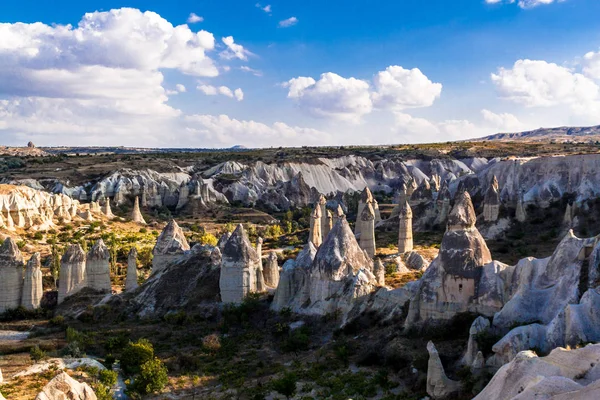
271, 242, 318, 312
35, 371, 97, 400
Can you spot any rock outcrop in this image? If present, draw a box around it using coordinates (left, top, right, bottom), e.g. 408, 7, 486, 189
374, 259, 386, 286
217, 232, 232, 251
308, 204, 323, 248
85, 240, 111, 292
125, 248, 139, 291
264, 252, 280, 289
461, 316, 491, 367
35, 371, 97, 400
398, 201, 413, 254
359, 203, 376, 258
219, 224, 260, 304
271, 242, 318, 312
426, 341, 462, 399
21, 252, 43, 310
58, 244, 87, 304
130, 196, 146, 225
0, 238, 24, 312
355, 188, 374, 236
483, 175, 500, 222
152, 220, 190, 273
102, 198, 115, 219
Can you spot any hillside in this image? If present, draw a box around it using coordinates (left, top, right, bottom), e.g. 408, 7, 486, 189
478, 125, 600, 142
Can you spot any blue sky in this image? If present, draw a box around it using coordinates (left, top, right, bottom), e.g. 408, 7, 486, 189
1, 0, 599, 147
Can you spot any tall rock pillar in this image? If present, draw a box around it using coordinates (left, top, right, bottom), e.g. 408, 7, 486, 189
398, 201, 414, 254
22, 253, 43, 310
359, 203, 376, 258
0, 238, 24, 312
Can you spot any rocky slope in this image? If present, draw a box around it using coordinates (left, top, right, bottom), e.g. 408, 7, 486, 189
479, 125, 600, 142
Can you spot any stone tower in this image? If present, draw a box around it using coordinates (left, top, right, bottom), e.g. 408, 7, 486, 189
152, 220, 190, 273
355, 187, 374, 235
131, 196, 146, 225
0, 238, 24, 312
125, 248, 139, 291
309, 204, 323, 248
86, 239, 112, 292
264, 251, 280, 288
219, 224, 260, 304
22, 253, 43, 310
398, 201, 414, 254
58, 244, 87, 304
483, 175, 500, 222
359, 203, 376, 258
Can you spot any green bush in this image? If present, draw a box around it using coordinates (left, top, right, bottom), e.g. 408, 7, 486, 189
30, 345, 46, 363
121, 338, 155, 375
133, 357, 169, 395
271, 372, 297, 399
99, 369, 118, 387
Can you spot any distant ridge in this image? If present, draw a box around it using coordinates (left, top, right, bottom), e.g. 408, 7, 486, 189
478, 125, 600, 142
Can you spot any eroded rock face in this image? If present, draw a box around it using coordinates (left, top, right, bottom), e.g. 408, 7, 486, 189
461, 316, 491, 367
475, 345, 600, 400
35, 371, 97, 400
426, 341, 462, 399
219, 224, 260, 304
22, 253, 43, 310
374, 259, 386, 286
308, 204, 323, 248
58, 244, 87, 305
264, 252, 280, 289
217, 232, 232, 251
271, 242, 318, 312
483, 175, 500, 222
125, 248, 138, 291
152, 220, 190, 273
86, 239, 111, 292
0, 237, 24, 312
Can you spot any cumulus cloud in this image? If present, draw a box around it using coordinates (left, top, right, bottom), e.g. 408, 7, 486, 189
220, 36, 252, 61
371, 66, 442, 110
393, 112, 480, 143
279, 17, 298, 28
175, 84, 187, 93
284, 66, 441, 122
491, 59, 599, 107
184, 114, 330, 147
197, 85, 244, 101
481, 109, 525, 131
583, 51, 600, 80
284, 73, 372, 122
187, 13, 203, 23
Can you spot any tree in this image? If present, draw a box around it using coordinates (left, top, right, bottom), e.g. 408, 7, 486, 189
271, 372, 297, 399
121, 338, 154, 375
134, 357, 168, 395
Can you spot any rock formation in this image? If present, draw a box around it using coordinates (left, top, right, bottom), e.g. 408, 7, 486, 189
308, 204, 323, 248
256, 237, 263, 264
374, 259, 386, 286
264, 252, 280, 288
333, 205, 345, 226
102, 198, 115, 219
427, 341, 462, 399
35, 371, 97, 400
515, 190, 527, 223
152, 220, 190, 273
483, 175, 500, 222
318, 194, 328, 236
435, 181, 451, 226
85, 240, 111, 292
461, 316, 490, 367
58, 244, 87, 304
125, 248, 139, 291
359, 203, 376, 258
0, 238, 24, 313
271, 242, 317, 312
355, 187, 374, 236
324, 210, 333, 239
217, 232, 232, 251
21, 253, 43, 310
131, 196, 146, 224
564, 202, 575, 227
406, 191, 492, 327
398, 201, 413, 254
219, 224, 260, 304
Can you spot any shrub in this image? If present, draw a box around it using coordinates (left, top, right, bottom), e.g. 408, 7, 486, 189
202, 334, 221, 352
271, 372, 297, 399
198, 232, 218, 246
30, 345, 46, 363
99, 369, 118, 387
133, 357, 169, 395
282, 328, 310, 354
121, 338, 155, 375
49, 315, 65, 327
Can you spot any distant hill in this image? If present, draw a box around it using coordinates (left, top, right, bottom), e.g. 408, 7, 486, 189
479, 125, 600, 142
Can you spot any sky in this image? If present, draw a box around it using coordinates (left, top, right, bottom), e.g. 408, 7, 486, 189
1, 0, 600, 148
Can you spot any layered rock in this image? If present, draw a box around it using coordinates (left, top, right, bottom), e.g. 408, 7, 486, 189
359, 203, 376, 258
219, 224, 260, 304
21, 252, 43, 310
152, 220, 190, 273
86, 240, 111, 292
308, 204, 323, 248
58, 244, 87, 304
35, 371, 97, 400
264, 252, 280, 289
398, 201, 413, 254
427, 341, 462, 399
0, 238, 24, 312
131, 196, 146, 225
125, 248, 139, 291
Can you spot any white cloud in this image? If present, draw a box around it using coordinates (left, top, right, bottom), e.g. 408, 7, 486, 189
284, 73, 372, 122
279, 17, 298, 28
481, 109, 525, 131
175, 84, 187, 93
187, 13, 204, 23
255, 4, 272, 13
240, 66, 263, 77
184, 114, 329, 147
371, 66, 442, 110
220, 36, 252, 61
485, 0, 562, 8
583, 51, 600, 80
393, 113, 480, 143
491, 59, 599, 107
197, 85, 244, 101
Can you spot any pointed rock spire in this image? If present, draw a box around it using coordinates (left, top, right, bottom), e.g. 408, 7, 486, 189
131, 196, 146, 225
398, 201, 414, 254
359, 203, 376, 258
309, 204, 323, 248
427, 341, 462, 399
483, 175, 501, 222
217, 231, 232, 251
125, 248, 139, 291
86, 239, 111, 292
374, 259, 386, 286
323, 210, 334, 239
220, 224, 260, 303
265, 252, 280, 288
58, 244, 87, 304
102, 198, 115, 219
22, 253, 43, 310
447, 191, 477, 231
152, 220, 190, 273
516, 190, 527, 223
355, 187, 374, 235
0, 238, 24, 312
